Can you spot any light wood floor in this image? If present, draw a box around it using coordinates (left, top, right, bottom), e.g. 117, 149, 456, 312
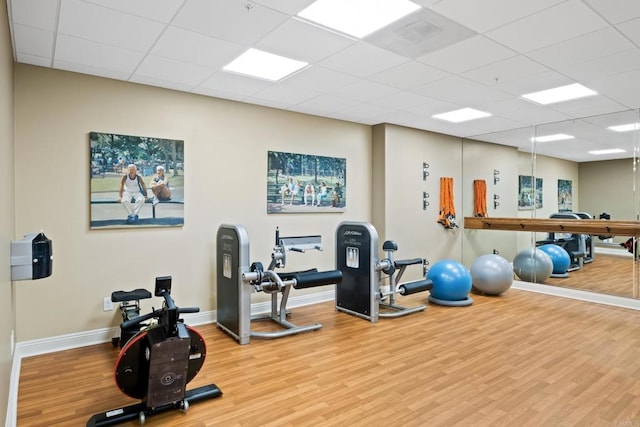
17, 289, 640, 426
544, 253, 637, 298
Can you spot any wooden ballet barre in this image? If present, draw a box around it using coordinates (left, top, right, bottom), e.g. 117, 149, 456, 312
463, 217, 640, 236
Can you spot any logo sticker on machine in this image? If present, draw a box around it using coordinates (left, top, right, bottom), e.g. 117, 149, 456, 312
223, 253, 232, 278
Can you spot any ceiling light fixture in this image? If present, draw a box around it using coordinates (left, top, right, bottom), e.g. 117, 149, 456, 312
432, 107, 491, 123
297, 0, 421, 39
521, 83, 597, 105
608, 123, 640, 132
531, 134, 575, 142
223, 48, 308, 82
588, 148, 626, 155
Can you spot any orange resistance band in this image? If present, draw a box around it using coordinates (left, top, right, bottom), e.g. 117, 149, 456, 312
474, 179, 488, 217
437, 177, 457, 229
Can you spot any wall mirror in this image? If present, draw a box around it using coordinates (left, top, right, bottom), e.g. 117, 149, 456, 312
463, 109, 640, 300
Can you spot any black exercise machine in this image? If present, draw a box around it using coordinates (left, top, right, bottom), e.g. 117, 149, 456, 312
110, 288, 152, 348
88, 276, 222, 426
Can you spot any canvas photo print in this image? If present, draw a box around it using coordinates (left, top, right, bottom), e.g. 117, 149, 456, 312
90, 131, 185, 229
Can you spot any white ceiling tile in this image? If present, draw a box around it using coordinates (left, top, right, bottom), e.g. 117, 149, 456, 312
478, 97, 571, 125
58, 0, 166, 52
82, 0, 185, 23
526, 27, 634, 69
405, 99, 462, 116
560, 49, 640, 84
460, 55, 550, 87
617, 18, 640, 46
319, 42, 409, 78
466, 116, 528, 133
252, 83, 320, 105
151, 26, 245, 69
407, 117, 483, 137
589, 68, 640, 109
485, 0, 609, 53
256, 18, 355, 63
129, 74, 196, 92
251, 0, 316, 15
332, 102, 397, 122
417, 35, 517, 74
431, 0, 566, 33
173, 0, 288, 46
583, 0, 640, 24
13, 24, 53, 59
292, 94, 360, 115
492, 71, 573, 97
369, 61, 451, 90
331, 80, 399, 103
544, 94, 628, 118
55, 35, 144, 74
197, 71, 273, 97
54, 60, 133, 81
369, 90, 435, 111
133, 55, 215, 88
284, 66, 359, 92
16, 52, 52, 67
10, 0, 59, 31
191, 86, 247, 103
415, 76, 512, 105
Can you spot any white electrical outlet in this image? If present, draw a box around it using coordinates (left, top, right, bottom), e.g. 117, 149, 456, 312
103, 297, 114, 311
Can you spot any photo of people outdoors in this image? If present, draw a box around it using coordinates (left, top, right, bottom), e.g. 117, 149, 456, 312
267, 151, 346, 214
90, 132, 184, 229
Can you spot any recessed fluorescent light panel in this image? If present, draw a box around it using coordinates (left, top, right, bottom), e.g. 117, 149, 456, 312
223, 48, 308, 82
297, 0, 421, 38
531, 134, 575, 142
432, 108, 491, 123
588, 148, 626, 155
608, 123, 640, 132
521, 83, 597, 105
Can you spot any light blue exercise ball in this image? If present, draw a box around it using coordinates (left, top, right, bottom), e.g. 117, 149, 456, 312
538, 244, 571, 274
470, 254, 514, 295
427, 259, 472, 301
513, 247, 553, 283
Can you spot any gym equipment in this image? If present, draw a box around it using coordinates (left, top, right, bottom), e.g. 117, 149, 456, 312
538, 212, 594, 271
335, 221, 433, 322
88, 277, 222, 426
538, 244, 571, 278
427, 259, 473, 306
110, 288, 152, 348
216, 224, 343, 345
470, 254, 513, 295
513, 247, 553, 283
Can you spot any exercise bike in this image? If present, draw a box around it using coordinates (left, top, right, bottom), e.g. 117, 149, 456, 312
88, 277, 222, 426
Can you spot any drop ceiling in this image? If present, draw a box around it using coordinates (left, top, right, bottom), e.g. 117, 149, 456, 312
7, 0, 640, 162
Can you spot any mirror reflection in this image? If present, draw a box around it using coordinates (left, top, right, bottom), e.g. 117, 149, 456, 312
464, 109, 640, 299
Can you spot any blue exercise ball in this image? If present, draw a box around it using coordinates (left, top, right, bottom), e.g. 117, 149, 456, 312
470, 254, 513, 295
538, 244, 571, 274
512, 247, 553, 283
427, 259, 472, 301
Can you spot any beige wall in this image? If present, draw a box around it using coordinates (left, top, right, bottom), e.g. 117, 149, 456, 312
0, 0, 14, 423
462, 139, 519, 263
579, 159, 636, 223
13, 64, 372, 342
372, 124, 463, 281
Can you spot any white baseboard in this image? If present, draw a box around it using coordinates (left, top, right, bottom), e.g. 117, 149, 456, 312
5, 289, 334, 427
512, 280, 640, 310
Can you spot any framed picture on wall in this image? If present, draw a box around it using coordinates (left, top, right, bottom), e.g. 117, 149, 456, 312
89, 131, 185, 229
518, 175, 543, 210
558, 179, 573, 212
267, 150, 346, 214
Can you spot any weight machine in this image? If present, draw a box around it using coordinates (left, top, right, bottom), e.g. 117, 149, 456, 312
216, 224, 342, 344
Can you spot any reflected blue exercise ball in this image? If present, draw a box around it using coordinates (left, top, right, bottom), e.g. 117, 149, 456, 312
513, 247, 553, 283
538, 244, 571, 274
470, 254, 514, 295
427, 259, 472, 301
